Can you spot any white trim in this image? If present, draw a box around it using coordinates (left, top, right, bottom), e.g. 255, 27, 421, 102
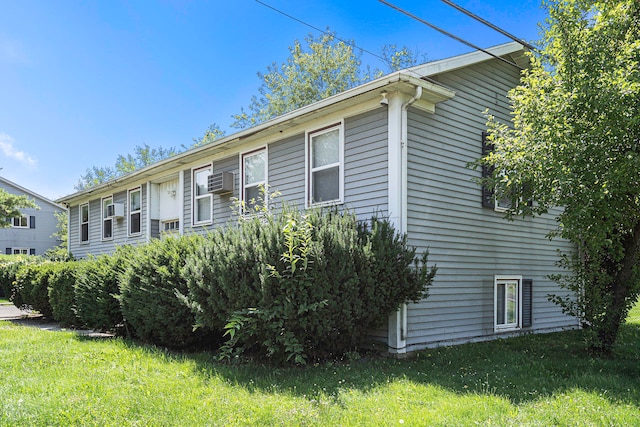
79, 203, 89, 244
240, 146, 268, 211
494, 275, 523, 332
11, 214, 28, 228
191, 164, 213, 226
11, 248, 30, 255
101, 195, 114, 241
128, 186, 142, 237
305, 122, 344, 208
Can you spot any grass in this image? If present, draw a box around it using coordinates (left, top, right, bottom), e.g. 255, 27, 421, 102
1, 305, 639, 426
0, 298, 10, 304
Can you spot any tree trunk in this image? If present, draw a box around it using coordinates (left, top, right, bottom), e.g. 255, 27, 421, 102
594, 220, 640, 354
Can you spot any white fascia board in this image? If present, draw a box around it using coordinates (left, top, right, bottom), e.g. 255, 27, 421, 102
408, 42, 527, 77
57, 73, 454, 206
0, 176, 67, 210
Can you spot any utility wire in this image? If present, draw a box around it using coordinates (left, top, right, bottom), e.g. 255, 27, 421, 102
440, 0, 537, 51
378, 0, 522, 70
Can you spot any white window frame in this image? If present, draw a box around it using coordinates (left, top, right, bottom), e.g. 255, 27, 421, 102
128, 187, 142, 236
12, 248, 29, 255
241, 147, 268, 213
12, 215, 28, 228
161, 219, 180, 234
192, 164, 213, 226
79, 203, 89, 244
102, 196, 114, 241
306, 122, 344, 208
494, 275, 522, 331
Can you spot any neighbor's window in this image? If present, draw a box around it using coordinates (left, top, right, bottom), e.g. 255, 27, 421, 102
308, 124, 343, 206
12, 215, 28, 228
242, 148, 267, 212
129, 187, 141, 235
495, 276, 522, 331
102, 196, 113, 240
80, 203, 89, 243
193, 165, 212, 225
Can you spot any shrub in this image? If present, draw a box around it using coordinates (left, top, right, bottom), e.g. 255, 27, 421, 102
184, 206, 436, 364
46, 262, 81, 326
119, 235, 210, 348
0, 255, 36, 299
74, 247, 132, 332
13, 262, 54, 317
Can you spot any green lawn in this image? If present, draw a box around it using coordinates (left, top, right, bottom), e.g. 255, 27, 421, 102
0, 298, 10, 305
1, 305, 639, 426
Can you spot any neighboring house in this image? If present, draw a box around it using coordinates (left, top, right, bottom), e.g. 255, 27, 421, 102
57, 42, 578, 354
1, 177, 66, 256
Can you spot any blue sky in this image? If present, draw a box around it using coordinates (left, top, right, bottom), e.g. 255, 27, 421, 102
0, 0, 548, 200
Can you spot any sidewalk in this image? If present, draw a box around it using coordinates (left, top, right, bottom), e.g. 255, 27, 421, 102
0, 302, 113, 337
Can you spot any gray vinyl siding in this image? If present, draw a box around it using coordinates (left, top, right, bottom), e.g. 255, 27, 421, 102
268, 134, 305, 209
405, 58, 577, 350
0, 179, 64, 256
344, 108, 388, 219
212, 155, 240, 227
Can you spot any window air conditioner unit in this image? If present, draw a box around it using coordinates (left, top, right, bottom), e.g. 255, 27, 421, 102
208, 171, 234, 194
106, 203, 125, 218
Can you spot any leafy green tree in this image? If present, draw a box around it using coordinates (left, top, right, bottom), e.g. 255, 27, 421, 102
479, 0, 639, 353
44, 211, 71, 261
190, 123, 226, 148
75, 143, 178, 190
231, 32, 421, 129
0, 188, 37, 228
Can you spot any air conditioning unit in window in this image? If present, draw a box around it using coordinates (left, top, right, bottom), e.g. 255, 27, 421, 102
208, 171, 234, 194
106, 203, 125, 218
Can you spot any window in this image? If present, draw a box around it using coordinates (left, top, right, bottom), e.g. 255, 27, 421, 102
80, 204, 89, 243
242, 148, 267, 212
494, 276, 522, 331
102, 196, 113, 240
129, 187, 141, 236
193, 165, 212, 225
308, 124, 343, 206
12, 215, 28, 228
162, 219, 180, 233
481, 132, 528, 212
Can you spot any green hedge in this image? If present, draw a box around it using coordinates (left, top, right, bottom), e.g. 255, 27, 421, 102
0, 255, 36, 300
74, 247, 132, 332
13, 262, 54, 317
184, 207, 436, 364
118, 235, 211, 348
46, 262, 81, 327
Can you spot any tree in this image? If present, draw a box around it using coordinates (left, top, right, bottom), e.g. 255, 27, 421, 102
44, 211, 70, 261
0, 188, 37, 228
479, 0, 639, 353
231, 31, 420, 129
75, 143, 178, 191
190, 123, 226, 148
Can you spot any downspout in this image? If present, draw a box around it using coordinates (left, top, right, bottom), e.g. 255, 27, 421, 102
399, 86, 422, 350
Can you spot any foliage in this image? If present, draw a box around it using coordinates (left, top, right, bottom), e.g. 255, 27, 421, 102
190, 123, 226, 148
0, 188, 38, 228
45, 262, 81, 326
12, 261, 53, 317
118, 235, 210, 348
0, 254, 36, 299
231, 31, 421, 129
478, 0, 640, 353
1, 304, 640, 426
74, 247, 132, 332
184, 201, 435, 364
74, 143, 179, 190
44, 210, 72, 261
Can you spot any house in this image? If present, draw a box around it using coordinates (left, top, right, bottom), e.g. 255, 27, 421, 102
1, 177, 66, 256
56, 42, 578, 354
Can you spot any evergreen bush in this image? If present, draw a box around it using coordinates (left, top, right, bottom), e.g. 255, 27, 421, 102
46, 262, 81, 326
184, 205, 436, 364
12, 261, 54, 317
119, 235, 210, 348
74, 246, 132, 332
0, 255, 35, 299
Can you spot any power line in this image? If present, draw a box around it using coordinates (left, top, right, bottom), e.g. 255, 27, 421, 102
440, 0, 537, 51
378, 0, 522, 70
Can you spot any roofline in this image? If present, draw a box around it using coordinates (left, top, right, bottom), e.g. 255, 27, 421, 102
408, 41, 528, 76
56, 72, 455, 205
0, 176, 67, 210
56, 42, 524, 205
